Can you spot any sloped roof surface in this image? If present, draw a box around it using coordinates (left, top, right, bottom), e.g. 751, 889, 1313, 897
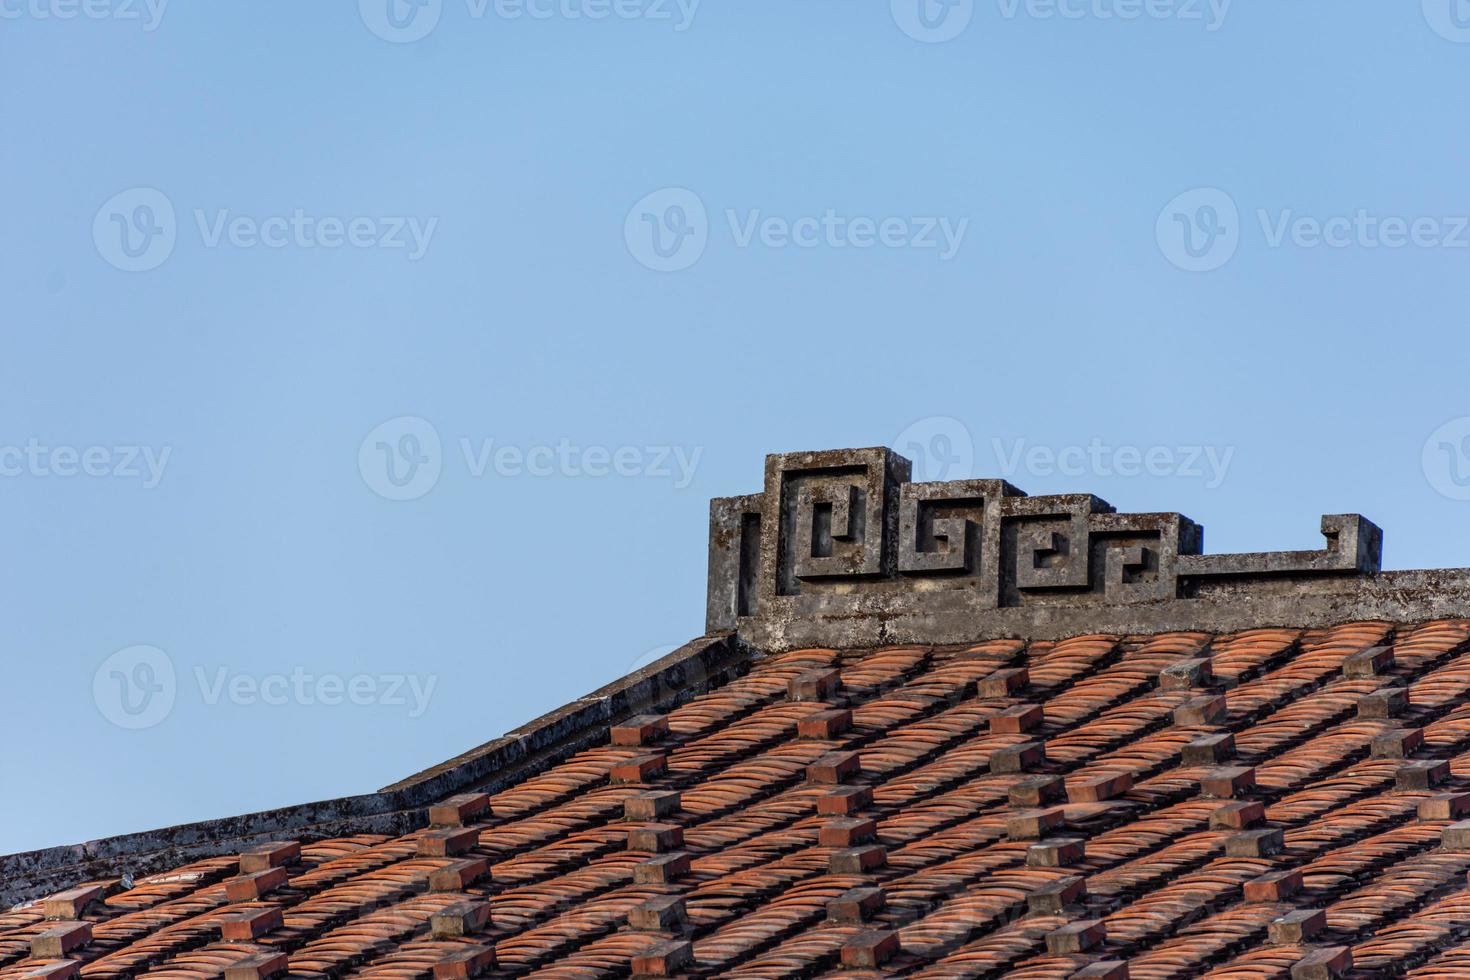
10, 620, 1470, 978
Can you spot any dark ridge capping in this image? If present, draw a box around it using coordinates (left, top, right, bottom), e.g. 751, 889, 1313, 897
380, 631, 754, 795
710, 446, 1470, 650
743, 573, 1470, 650
0, 634, 751, 909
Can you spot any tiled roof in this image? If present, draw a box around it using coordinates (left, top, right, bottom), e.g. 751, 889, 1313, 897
12, 620, 1470, 978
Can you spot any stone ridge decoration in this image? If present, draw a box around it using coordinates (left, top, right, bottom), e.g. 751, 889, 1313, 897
708, 447, 1386, 644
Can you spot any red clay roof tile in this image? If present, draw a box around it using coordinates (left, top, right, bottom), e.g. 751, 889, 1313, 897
11, 620, 1470, 977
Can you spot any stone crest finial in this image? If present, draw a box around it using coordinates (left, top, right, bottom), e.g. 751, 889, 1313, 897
708, 447, 1386, 647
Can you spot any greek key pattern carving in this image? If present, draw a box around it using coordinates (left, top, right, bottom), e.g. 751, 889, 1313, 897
706, 447, 1382, 632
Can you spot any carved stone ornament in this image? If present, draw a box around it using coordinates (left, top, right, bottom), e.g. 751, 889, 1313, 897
706, 447, 1418, 649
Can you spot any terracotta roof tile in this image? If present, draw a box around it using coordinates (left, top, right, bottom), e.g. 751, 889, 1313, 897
10, 619, 1470, 977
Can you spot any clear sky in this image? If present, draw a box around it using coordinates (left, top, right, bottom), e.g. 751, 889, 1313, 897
2, 1, 1468, 855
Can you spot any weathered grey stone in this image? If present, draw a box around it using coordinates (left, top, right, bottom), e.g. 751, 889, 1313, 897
1343, 645, 1393, 679
1442, 819, 1470, 851
1292, 946, 1352, 979
706, 495, 763, 632
827, 886, 885, 924
1027, 875, 1085, 915
1371, 728, 1422, 759
706, 447, 1463, 651
1396, 759, 1449, 791
1160, 657, 1213, 690
1182, 733, 1236, 766
1360, 686, 1409, 719
1045, 918, 1105, 954
1226, 828, 1285, 858
1269, 909, 1326, 944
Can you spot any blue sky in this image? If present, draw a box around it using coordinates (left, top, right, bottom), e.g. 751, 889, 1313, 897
2, 0, 1468, 854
